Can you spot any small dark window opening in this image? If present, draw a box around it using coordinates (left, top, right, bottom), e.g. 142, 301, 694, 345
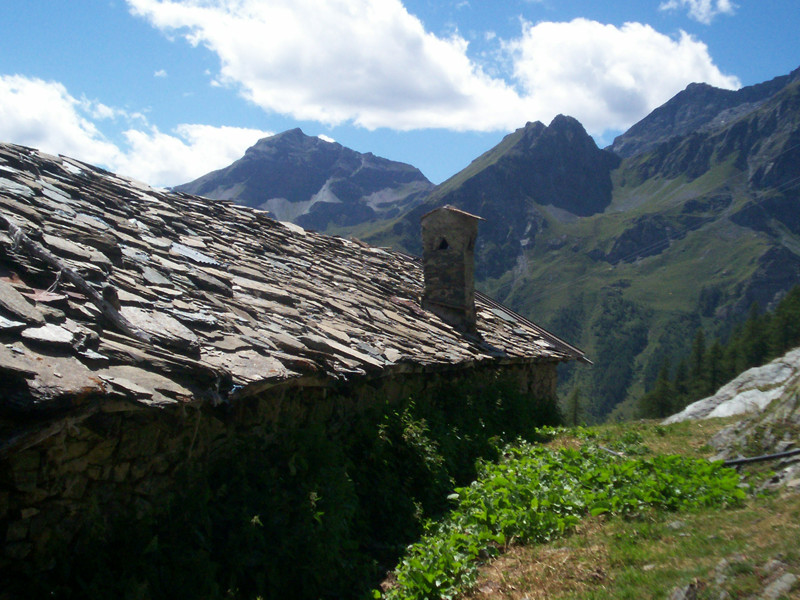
467, 235, 476, 251
438, 238, 449, 250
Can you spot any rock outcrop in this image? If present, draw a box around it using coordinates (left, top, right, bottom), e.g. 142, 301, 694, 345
664, 348, 800, 423
664, 347, 800, 491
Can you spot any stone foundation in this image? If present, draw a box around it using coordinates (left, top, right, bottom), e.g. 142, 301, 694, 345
1, 360, 557, 575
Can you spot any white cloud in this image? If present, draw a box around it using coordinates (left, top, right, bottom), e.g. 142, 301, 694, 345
507, 19, 741, 135
80, 97, 141, 122
1, 5, 743, 188
126, 1, 739, 138
0, 74, 270, 187
127, 0, 524, 131
0, 74, 122, 166
317, 134, 336, 144
117, 123, 272, 186
659, 0, 736, 25
154, 68, 168, 77
86, 101, 120, 120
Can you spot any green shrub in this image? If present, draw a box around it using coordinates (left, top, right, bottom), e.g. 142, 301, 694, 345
380, 442, 745, 600
21, 380, 560, 599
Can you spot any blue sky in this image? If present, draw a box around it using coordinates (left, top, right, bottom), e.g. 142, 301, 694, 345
1, 1, 798, 187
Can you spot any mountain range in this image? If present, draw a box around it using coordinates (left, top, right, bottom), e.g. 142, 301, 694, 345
176, 65, 800, 420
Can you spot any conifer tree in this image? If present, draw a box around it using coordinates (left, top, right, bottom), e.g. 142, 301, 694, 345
740, 302, 768, 368
706, 340, 724, 396
672, 358, 689, 409
565, 386, 583, 426
640, 284, 800, 421
688, 329, 707, 398
769, 286, 800, 355
640, 359, 673, 418
721, 339, 740, 385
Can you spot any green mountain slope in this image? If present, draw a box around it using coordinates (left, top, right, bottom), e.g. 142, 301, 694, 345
494, 75, 800, 419
359, 67, 800, 421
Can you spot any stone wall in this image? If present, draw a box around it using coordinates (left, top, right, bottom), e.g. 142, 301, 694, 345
0, 360, 557, 578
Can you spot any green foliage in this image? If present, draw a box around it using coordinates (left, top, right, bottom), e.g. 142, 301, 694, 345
769, 286, 800, 353
698, 285, 724, 317
379, 443, 745, 600
639, 359, 675, 419
547, 295, 586, 347
23, 380, 561, 600
565, 385, 584, 426
739, 303, 770, 368
639, 313, 700, 393
590, 291, 651, 417
689, 329, 707, 396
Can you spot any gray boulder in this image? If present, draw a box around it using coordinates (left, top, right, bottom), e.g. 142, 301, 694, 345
663, 348, 800, 424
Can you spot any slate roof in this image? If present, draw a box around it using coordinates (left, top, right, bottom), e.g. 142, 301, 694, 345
0, 142, 585, 416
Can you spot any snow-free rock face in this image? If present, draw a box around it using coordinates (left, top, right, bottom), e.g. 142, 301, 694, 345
664, 348, 800, 424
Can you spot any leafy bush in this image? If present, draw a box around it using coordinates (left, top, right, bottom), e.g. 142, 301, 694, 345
379, 442, 745, 600
23, 380, 560, 600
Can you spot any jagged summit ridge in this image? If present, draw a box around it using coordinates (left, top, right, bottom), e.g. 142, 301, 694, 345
385, 114, 620, 277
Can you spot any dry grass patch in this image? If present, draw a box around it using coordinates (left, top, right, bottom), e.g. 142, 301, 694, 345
462, 520, 611, 600
590, 418, 739, 458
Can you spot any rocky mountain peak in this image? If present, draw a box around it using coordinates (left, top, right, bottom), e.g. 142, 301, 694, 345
246, 128, 337, 157
610, 64, 800, 158
175, 129, 433, 231
514, 116, 587, 147
548, 113, 585, 133
389, 112, 620, 278
520, 119, 546, 135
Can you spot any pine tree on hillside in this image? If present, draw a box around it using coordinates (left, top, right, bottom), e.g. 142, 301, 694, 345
769, 287, 800, 355
639, 284, 800, 421
739, 303, 769, 369
639, 359, 674, 418
673, 358, 689, 409
565, 386, 583, 426
721, 337, 741, 386
707, 340, 724, 397
688, 329, 707, 398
